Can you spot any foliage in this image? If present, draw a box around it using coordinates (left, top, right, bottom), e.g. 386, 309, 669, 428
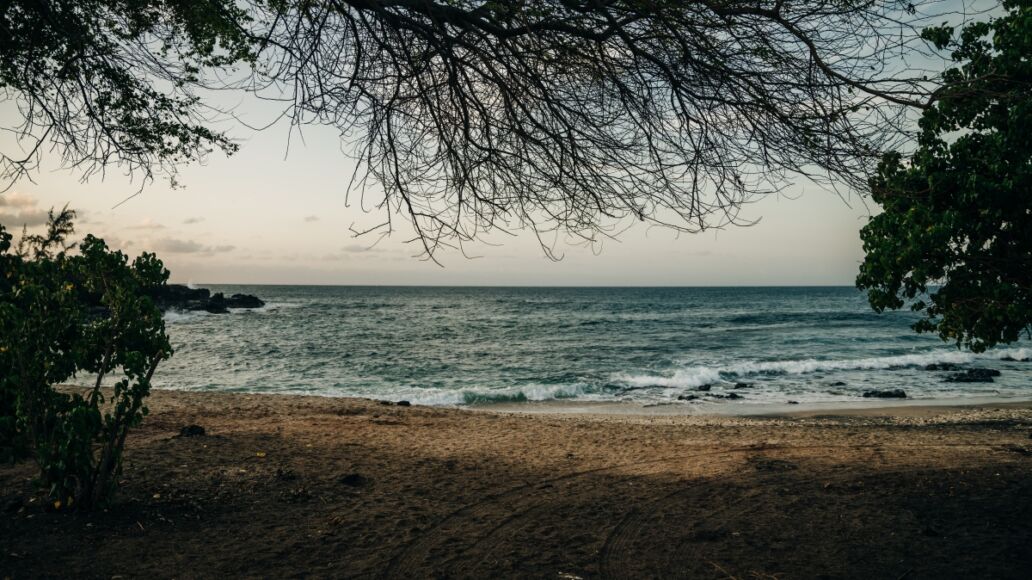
0, 0, 254, 186
857, 0, 1032, 352
0, 209, 172, 509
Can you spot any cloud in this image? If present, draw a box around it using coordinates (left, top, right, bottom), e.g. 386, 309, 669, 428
0, 192, 50, 227
303, 215, 320, 222
0, 192, 37, 209
182, 217, 205, 225
126, 218, 166, 230
341, 243, 387, 254
150, 237, 235, 255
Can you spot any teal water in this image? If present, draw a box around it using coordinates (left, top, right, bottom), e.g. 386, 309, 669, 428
142, 286, 1031, 407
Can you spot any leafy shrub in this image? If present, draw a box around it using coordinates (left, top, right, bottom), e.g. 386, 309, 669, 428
0, 208, 172, 509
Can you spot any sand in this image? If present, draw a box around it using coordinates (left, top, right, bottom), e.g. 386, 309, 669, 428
3, 390, 1032, 578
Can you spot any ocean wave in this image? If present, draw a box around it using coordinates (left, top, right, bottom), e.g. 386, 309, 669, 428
163, 309, 211, 324
407, 383, 593, 406
612, 350, 991, 390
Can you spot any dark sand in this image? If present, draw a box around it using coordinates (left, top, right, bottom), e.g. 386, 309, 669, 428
3, 390, 1032, 579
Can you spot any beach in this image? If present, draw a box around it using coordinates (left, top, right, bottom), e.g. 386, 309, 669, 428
3, 390, 1032, 578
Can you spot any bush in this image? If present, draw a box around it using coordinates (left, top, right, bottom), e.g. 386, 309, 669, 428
0, 208, 172, 509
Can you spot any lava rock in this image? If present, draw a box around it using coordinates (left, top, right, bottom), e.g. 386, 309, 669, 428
925, 362, 963, 371
677, 394, 699, 401
862, 389, 907, 399
696, 384, 713, 392
734, 382, 753, 389
828, 381, 847, 387
787, 400, 800, 405
712, 392, 744, 400
396, 400, 412, 407
945, 368, 1001, 383
178, 424, 206, 437
151, 284, 264, 314
338, 473, 368, 487
226, 293, 265, 309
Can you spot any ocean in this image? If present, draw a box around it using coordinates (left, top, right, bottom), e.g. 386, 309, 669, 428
145, 286, 1031, 410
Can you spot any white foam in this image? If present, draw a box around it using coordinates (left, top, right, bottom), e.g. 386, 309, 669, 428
163, 309, 210, 324
614, 349, 990, 389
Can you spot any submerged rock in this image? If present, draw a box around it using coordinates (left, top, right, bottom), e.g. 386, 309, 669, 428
862, 389, 907, 399
712, 392, 744, 400
696, 384, 713, 392
924, 361, 961, 369
1001, 355, 1031, 362
734, 382, 753, 389
677, 394, 699, 401
945, 368, 1001, 383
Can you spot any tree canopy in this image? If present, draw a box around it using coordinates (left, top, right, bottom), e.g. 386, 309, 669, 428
857, 0, 1032, 352
1, 1, 941, 252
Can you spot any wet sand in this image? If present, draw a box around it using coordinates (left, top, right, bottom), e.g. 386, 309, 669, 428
3, 390, 1032, 578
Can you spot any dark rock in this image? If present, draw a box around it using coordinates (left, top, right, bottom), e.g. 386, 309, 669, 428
226, 293, 265, 309
378, 400, 394, 406
338, 473, 368, 487
1001, 356, 1030, 362
829, 381, 847, 387
677, 394, 699, 401
734, 382, 753, 389
925, 362, 963, 371
712, 392, 744, 400
862, 389, 907, 399
396, 400, 411, 407
152, 284, 263, 314
178, 424, 206, 437
787, 400, 800, 405
696, 384, 712, 392
945, 368, 1001, 383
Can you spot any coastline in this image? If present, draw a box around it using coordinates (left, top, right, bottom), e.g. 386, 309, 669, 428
4, 389, 1032, 578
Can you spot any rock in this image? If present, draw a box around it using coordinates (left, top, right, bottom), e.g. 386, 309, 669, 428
828, 381, 847, 387
378, 400, 394, 406
396, 400, 411, 407
677, 394, 699, 401
862, 389, 907, 399
712, 392, 744, 400
787, 400, 800, 405
151, 284, 263, 314
226, 293, 265, 309
696, 384, 712, 392
925, 362, 963, 371
945, 368, 1001, 383
1001, 356, 1030, 362
338, 473, 368, 487
178, 424, 206, 437
734, 382, 753, 389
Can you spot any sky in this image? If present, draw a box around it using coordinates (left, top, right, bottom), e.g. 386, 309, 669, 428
0, 108, 875, 287
6, 0, 991, 287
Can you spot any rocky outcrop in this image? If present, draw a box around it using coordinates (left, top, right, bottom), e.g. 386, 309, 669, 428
862, 388, 907, 399
152, 284, 264, 314
945, 368, 1001, 383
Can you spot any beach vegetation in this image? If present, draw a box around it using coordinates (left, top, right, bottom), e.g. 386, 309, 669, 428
857, 0, 1032, 352
0, 209, 172, 509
